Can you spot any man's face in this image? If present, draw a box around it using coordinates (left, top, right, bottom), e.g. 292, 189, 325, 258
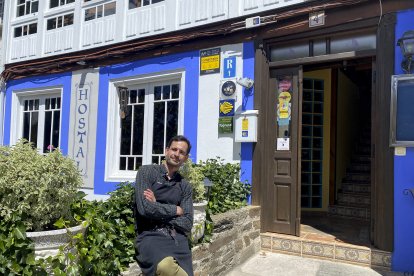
165, 141, 189, 168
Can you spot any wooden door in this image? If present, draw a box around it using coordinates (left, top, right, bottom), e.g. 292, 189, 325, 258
262, 67, 302, 235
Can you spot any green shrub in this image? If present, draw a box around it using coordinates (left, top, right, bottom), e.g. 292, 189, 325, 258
180, 159, 206, 203
200, 158, 251, 214
0, 140, 83, 231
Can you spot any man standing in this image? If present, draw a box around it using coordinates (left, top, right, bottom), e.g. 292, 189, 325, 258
134, 135, 194, 276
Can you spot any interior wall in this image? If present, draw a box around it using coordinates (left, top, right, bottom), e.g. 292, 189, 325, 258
336, 70, 360, 192
303, 69, 331, 211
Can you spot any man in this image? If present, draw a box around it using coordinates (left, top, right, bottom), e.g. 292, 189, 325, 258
134, 135, 194, 276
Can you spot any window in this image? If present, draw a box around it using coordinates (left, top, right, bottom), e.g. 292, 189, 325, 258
47, 13, 74, 30
19, 94, 61, 153
129, 0, 164, 9
85, 1, 116, 21
106, 73, 184, 181
14, 23, 37, 38
50, 0, 74, 9
17, 0, 38, 17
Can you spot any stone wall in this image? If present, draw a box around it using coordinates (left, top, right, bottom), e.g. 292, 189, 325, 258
123, 205, 261, 276
192, 205, 261, 276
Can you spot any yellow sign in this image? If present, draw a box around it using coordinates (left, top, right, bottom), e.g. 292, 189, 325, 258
200, 48, 221, 75
201, 55, 220, 71
278, 91, 291, 119
242, 118, 249, 131
220, 101, 234, 115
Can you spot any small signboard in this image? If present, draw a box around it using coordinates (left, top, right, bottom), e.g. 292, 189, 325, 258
200, 48, 221, 75
219, 99, 235, 117
223, 56, 236, 78
309, 11, 325, 28
221, 80, 237, 98
218, 117, 233, 134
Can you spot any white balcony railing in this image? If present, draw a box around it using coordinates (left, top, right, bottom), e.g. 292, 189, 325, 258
3, 0, 309, 64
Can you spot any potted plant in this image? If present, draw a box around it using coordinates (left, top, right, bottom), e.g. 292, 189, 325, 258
0, 140, 84, 258
180, 159, 207, 242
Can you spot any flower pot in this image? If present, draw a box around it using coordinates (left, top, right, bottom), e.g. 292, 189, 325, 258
27, 224, 86, 259
191, 200, 207, 242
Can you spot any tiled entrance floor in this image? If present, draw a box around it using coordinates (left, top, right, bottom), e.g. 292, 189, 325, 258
261, 213, 391, 270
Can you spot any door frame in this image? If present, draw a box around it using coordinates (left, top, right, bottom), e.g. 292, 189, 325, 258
253, 15, 395, 251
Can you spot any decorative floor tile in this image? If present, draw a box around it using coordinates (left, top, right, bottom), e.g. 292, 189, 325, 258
302, 241, 334, 259
371, 250, 392, 268
335, 245, 370, 264
261, 235, 272, 250
271, 237, 301, 255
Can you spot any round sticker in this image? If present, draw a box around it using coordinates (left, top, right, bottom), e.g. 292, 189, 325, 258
221, 81, 237, 97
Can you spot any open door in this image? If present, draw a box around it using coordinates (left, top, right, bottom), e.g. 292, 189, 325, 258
262, 67, 302, 236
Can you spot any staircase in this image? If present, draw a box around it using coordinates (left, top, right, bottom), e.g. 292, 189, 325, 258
328, 127, 371, 220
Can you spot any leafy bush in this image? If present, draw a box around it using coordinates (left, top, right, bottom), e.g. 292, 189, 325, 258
0, 140, 83, 231
200, 158, 251, 215
180, 159, 206, 203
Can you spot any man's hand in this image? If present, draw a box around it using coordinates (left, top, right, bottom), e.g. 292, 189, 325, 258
143, 189, 156, 202
176, 206, 184, 216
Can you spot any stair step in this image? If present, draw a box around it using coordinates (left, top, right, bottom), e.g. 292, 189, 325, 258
341, 183, 371, 194
343, 173, 370, 182
337, 192, 371, 207
352, 155, 371, 164
328, 205, 370, 220
347, 164, 370, 173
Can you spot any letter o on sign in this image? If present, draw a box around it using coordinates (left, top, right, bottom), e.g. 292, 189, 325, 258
78, 104, 88, 114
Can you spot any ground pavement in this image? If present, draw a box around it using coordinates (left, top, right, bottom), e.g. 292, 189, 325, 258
226, 251, 407, 276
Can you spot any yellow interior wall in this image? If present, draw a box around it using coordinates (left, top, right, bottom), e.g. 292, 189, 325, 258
303, 69, 331, 211
336, 71, 360, 193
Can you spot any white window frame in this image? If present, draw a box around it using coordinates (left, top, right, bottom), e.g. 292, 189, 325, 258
105, 70, 185, 182
10, 87, 63, 152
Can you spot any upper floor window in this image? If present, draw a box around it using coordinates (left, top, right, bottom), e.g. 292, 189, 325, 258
47, 13, 74, 30
129, 0, 164, 9
14, 23, 37, 38
85, 1, 116, 21
17, 0, 38, 17
50, 0, 75, 9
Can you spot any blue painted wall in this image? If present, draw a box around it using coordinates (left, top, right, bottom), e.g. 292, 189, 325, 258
393, 9, 414, 272
3, 73, 72, 155
94, 51, 200, 194
240, 42, 255, 203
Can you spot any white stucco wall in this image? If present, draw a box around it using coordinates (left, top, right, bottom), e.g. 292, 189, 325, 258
197, 43, 244, 163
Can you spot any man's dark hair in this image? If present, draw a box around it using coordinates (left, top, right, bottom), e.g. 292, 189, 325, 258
167, 135, 191, 155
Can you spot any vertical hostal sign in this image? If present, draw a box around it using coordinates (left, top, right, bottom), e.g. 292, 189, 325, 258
73, 82, 91, 176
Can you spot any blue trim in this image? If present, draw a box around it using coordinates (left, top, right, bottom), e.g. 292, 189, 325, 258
94, 51, 199, 195
240, 41, 255, 204
392, 9, 414, 272
3, 73, 72, 154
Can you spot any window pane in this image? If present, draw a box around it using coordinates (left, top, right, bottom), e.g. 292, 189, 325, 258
138, 89, 145, 103
152, 102, 165, 154
51, 98, 56, 109
119, 157, 126, 170
129, 89, 137, 104
28, 23, 37, 35
154, 86, 161, 100
120, 106, 132, 155
57, 16, 63, 28
47, 18, 57, 30
85, 8, 96, 21
152, 156, 160, 165
50, 0, 59, 8
32, 1, 39, 13
52, 110, 60, 148
129, 0, 141, 9
17, 5, 25, 17
97, 5, 103, 18
14, 27, 22, 38
43, 111, 52, 153
135, 157, 142, 170
166, 101, 178, 147
45, 98, 50, 110
57, 97, 61, 109
104, 2, 116, 16
127, 157, 134, 170
152, 0, 164, 3
143, 0, 150, 6
162, 85, 170, 100
132, 105, 144, 155
171, 84, 179, 99
23, 113, 30, 140
30, 112, 39, 145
